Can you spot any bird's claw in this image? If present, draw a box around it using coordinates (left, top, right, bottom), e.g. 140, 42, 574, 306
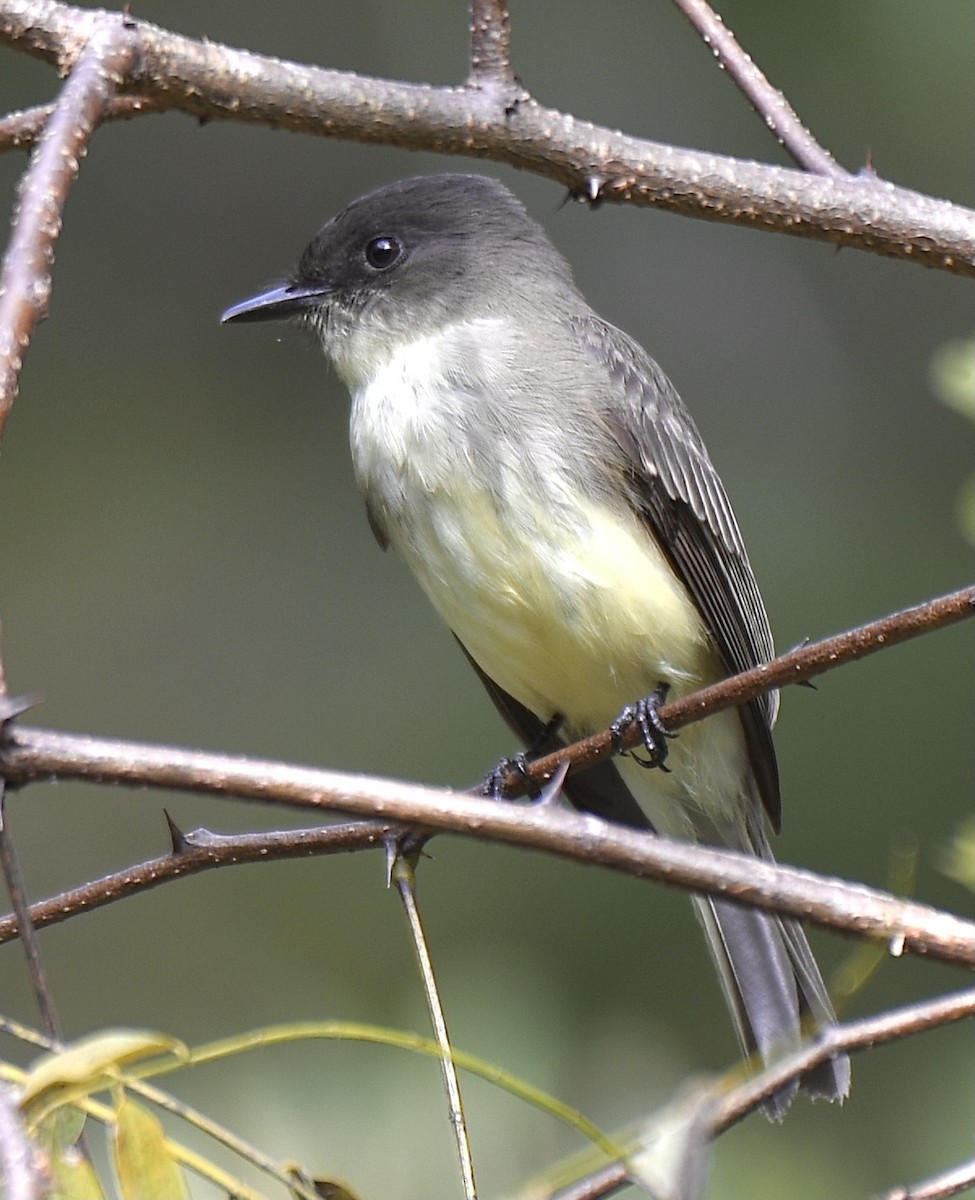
610, 683, 676, 771
482, 752, 535, 799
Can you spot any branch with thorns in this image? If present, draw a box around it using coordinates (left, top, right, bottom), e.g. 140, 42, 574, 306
1, 585, 972, 966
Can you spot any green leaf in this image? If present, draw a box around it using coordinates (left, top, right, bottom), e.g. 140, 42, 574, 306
36, 1109, 106, 1200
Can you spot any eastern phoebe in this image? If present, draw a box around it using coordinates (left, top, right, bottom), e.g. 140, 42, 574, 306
223, 173, 849, 1116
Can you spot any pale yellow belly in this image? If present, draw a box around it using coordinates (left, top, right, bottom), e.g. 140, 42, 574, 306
397, 476, 701, 711
384, 465, 752, 826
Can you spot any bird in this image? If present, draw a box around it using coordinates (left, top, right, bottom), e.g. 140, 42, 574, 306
222, 173, 850, 1117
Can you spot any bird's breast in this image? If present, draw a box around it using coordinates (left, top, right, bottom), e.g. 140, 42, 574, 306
348, 325, 715, 737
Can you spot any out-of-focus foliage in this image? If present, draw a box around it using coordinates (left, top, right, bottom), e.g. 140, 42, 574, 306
930, 337, 975, 544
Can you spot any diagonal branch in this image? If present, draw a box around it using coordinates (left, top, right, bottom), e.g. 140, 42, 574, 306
0, 818, 393, 944
500, 584, 975, 798
876, 1158, 975, 1200
669, 0, 846, 177
558, 987, 975, 1200
1, 0, 973, 274
1, 746, 974, 968
0, 12, 136, 435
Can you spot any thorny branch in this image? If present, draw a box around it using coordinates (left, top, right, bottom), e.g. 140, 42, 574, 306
0, 765, 973, 962
0, 587, 973, 966
0, 0, 973, 276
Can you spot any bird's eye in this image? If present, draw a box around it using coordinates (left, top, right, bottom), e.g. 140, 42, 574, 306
364, 236, 402, 270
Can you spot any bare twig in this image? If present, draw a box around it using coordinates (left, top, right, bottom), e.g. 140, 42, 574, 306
0, 0, 973, 274
0, 15, 136, 434
712, 987, 975, 1131
0, 817, 393, 944
0, 781, 63, 1040
878, 1159, 975, 1200
391, 848, 478, 1200
670, 0, 846, 177
0, 93, 162, 150
0, 588, 972, 958
0, 15, 136, 1051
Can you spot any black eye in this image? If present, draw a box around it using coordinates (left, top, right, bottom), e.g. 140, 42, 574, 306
364, 236, 402, 270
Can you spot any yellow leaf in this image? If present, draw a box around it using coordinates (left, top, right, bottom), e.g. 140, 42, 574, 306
112, 1096, 190, 1200
21, 1030, 186, 1111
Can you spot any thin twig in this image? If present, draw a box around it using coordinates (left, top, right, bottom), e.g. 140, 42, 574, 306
1, 0, 972, 274
0, 14, 136, 1055
0, 782, 62, 1040
712, 986, 975, 1131
669, 0, 846, 177
0, 817, 392, 944
0, 589, 972, 960
391, 848, 478, 1200
877, 1158, 975, 1200
0, 13, 136, 435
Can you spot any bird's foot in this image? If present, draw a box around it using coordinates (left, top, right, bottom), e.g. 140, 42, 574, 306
482, 712, 565, 800
482, 752, 537, 800
610, 683, 675, 771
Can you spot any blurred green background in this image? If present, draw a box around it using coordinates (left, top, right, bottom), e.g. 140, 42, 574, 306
1, 1, 972, 1196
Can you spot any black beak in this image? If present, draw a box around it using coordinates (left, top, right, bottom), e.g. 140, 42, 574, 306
221, 281, 331, 325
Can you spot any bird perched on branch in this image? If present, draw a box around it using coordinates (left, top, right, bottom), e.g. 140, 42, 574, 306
224, 173, 850, 1117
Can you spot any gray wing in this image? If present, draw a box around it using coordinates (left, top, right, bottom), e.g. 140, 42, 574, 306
575, 315, 782, 830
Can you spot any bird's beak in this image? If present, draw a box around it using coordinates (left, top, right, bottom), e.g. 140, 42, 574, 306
221, 282, 331, 325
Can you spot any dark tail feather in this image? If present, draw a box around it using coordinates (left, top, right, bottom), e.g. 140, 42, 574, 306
696, 895, 851, 1120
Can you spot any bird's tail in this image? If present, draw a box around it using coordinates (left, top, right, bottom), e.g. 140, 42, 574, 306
695, 887, 850, 1120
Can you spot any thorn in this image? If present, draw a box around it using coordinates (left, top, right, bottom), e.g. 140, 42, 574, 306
533, 760, 570, 809
383, 834, 398, 889
502, 78, 530, 119
565, 175, 607, 210
785, 642, 818, 689
584, 174, 605, 207
859, 149, 878, 178
0, 693, 42, 726
164, 809, 187, 852
383, 830, 430, 888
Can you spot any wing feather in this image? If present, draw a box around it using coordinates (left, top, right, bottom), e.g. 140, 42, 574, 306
575, 316, 781, 828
